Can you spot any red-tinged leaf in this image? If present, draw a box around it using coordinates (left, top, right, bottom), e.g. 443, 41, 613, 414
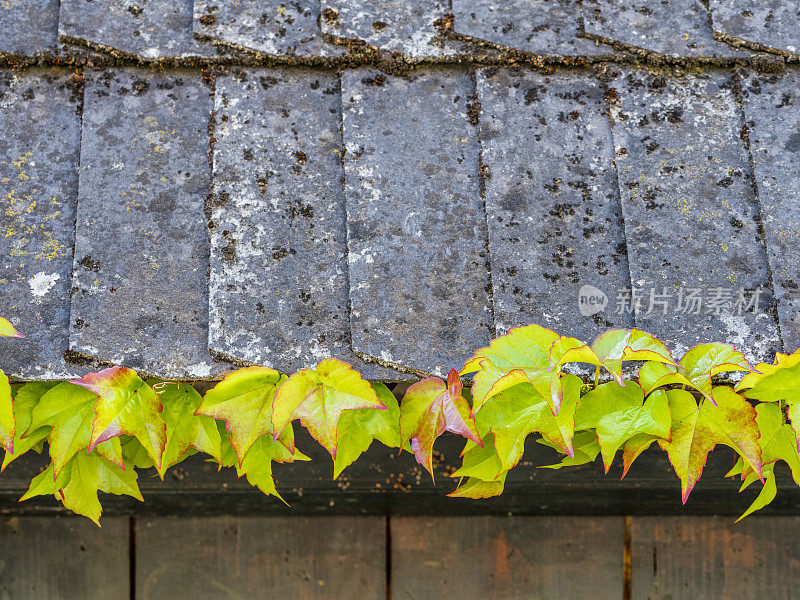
658, 387, 762, 504
463, 325, 560, 413
473, 375, 582, 473
155, 383, 222, 478
0, 370, 14, 453
590, 329, 676, 383
575, 383, 671, 472
272, 359, 384, 459
195, 366, 287, 467
621, 433, 659, 479
448, 472, 507, 499
24, 381, 123, 479
0, 317, 24, 338
71, 367, 166, 471
400, 369, 482, 480
1, 382, 56, 471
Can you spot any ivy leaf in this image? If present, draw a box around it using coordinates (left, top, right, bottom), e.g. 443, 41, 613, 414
537, 431, 600, 469
621, 433, 660, 478
1, 382, 56, 471
658, 387, 762, 503
473, 375, 582, 473
122, 437, 155, 470
737, 348, 800, 391
590, 329, 676, 383
155, 383, 222, 478
332, 383, 401, 478
272, 358, 385, 459
236, 435, 309, 501
400, 369, 482, 480
736, 464, 777, 523
0, 370, 14, 453
461, 324, 560, 414
25, 382, 124, 479
195, 366, 287, 466
448, 471, 507, 499
752, 402, 800, 485
20, 452, 143, 526
547, 336, 599, 414
644, 344, 751, 405
0, 317, 24, 338
71, 367, 166, 470
452, 436, 504, 481
575, 382, 671, 472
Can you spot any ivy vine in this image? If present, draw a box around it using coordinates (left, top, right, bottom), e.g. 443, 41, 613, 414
1, 316, 799, 525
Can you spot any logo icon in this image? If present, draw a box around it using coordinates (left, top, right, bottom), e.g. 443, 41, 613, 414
578, 284, 608, 317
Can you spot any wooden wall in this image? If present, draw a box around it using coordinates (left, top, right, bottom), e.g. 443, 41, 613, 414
1, 516, 799, 599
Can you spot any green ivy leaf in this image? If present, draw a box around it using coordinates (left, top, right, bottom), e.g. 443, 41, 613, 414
20, 452, 143, 526
1, 382, 56, 471
71, 367, 166, 471
25, 382, 124, 479
575, 382, 671, 472
658, 387, 762, 503
236, 435, 309, 501
0, 317, 24, 338
537, 431, 601, 469
122, 437, 155, 470
736, 464, 777, 523
462, 324, 560, 414
643, 344, 751, 405
448, 472, 507, 499
155, 383, 222, 478
452, 436, 504, 481
400, 369, 481, 480
753, 402, 800, 485
621, 433, 660, 478
473, 375, 582, 473
196, 366, 288, 466
272, 359, 384, 459
737, 349, 800, 391
332, 383, 401, 479
590, 329, 676, 383
0, 370, 14, 453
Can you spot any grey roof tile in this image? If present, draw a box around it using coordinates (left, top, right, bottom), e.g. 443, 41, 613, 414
740, 68, 800, 352
320, 0, 454, 58
0, 0, 59, 55
477, 68, 633, 340
0, 70, 83, 379
583, 0, 748, 58
608, 68, 780, 361
194, 0, 342, 57
59, 0, 214, 58
208, 69, 396, 379
710, 0, 800, 56
452, 0, 612, 56
342, 69, 493, 375
69, 69, 229, 379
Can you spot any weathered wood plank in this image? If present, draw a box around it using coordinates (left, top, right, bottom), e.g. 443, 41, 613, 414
3, 431, 800, 516
135, 516, 386, 600
631, 516, 800, 599
0, 516, 129, 599
391, 517, 623, 599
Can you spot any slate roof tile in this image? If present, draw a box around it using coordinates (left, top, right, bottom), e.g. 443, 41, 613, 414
452, 0, 612, 57
194, 0, 342, 57
320, 0, 455, 58
59, 0, 214, 58
583, 0, 748, 58
341, 68, 493, 375
208, 68, 395, 379
608, 68, 780, 361
477, 68, 633, 339
68, 69, 231, 379
0, 70, 83, 379
710, 0, 800, 57
740, 68, 800, 351
0, 0, 60, 55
